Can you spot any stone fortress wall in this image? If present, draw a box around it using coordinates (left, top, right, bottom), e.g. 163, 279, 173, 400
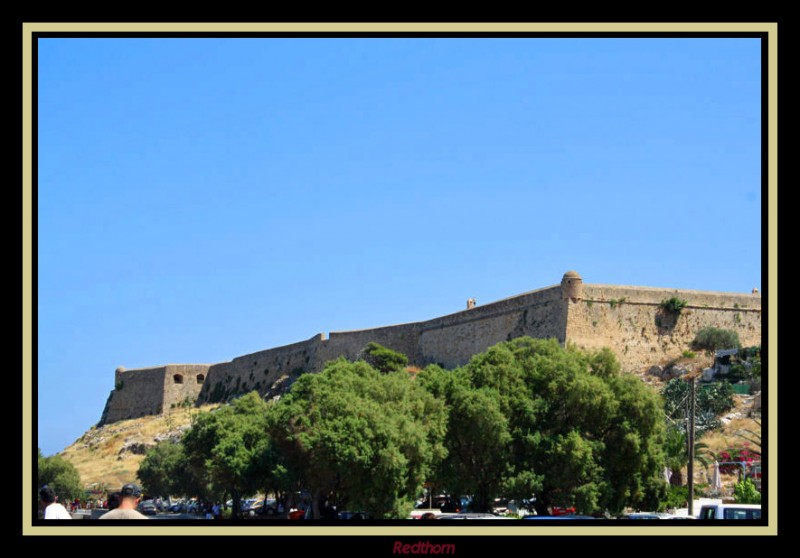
98, 272, 761, 425
99, 364, 210, 424
567, 283, 761, 367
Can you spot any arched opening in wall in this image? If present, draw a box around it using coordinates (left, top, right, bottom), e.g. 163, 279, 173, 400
173, 374, 184, 384
196, 374, 205, 384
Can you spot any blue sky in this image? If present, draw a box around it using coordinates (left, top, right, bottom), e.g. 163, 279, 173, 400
36, 37, 762, 456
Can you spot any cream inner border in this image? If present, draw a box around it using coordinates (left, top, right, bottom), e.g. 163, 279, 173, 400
22, 21, 777, 537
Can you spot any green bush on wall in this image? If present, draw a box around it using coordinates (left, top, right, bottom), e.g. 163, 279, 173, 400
660, 297, 688, 314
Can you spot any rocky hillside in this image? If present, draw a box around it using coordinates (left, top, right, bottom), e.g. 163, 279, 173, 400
59, 404, 218, 491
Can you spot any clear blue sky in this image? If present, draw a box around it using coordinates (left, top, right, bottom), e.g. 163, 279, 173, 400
36, 37, 762, 456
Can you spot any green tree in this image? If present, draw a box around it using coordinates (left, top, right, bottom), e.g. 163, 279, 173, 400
699, 382, 735, 416
181, 391, 272, 518
362, 342, 409, 373
38, 448, 84, 504
423, 338, 665, 516
137, 441, 184, 498
267, 357, 447, 519
417, 366, 516, 513
692, 327, 741, 352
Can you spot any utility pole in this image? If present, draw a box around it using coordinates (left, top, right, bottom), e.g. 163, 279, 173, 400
687, 377, 696, 517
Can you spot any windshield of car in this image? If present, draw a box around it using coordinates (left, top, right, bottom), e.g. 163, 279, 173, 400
723, 508, 761, 520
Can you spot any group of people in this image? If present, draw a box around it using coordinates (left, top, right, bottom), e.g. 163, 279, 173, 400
39, 483, 149, 520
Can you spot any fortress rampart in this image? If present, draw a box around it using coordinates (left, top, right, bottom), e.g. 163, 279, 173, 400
99, 364, 210, 424
98, 272, 761, 425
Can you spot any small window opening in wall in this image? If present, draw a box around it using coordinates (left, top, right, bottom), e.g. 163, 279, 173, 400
173, 374, 184, 384
196, 374, 205, 384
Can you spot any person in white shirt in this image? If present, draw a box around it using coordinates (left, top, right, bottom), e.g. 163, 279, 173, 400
40, 485, 73, 519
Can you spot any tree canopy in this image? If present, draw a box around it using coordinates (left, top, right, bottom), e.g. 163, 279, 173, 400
180, 392, 272, 517
267, 357, 447, 519
362, 342, 409, 373
420, 338, 666, 515
133, 336, 678, 518
138, 440, 184, 498
38, 448, 84, 503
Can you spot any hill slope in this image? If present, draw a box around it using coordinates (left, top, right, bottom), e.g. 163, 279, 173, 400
58, 404, 219, 491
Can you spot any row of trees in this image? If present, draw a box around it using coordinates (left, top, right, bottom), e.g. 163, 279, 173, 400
139, 337, 671, 518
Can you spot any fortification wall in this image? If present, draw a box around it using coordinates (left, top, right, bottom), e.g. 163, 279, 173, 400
100, 364, 211, 425
162, 364, 210, 409
197, 335, 325, 404
417, 285, 567, 368
319, 323, 421, 367
99, 272, 762, 424
565, 284, 762, 371
101, 367, 166, 424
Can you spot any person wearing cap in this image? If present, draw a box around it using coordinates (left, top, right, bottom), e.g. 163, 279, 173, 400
99, 484, 148, 519
39, 485, 73, 519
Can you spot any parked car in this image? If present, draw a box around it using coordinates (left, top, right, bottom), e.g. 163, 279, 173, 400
523, 515, 596, 520
697, 503, 761, 520
242, 499, 264, 517
624, 512, 678, 519
415, 494, 464, 513
409, 508, 453, 519
438, 513, 515, 520
492, 498, 532, 516
137, 500, 158, 516
239, 498, 259, 515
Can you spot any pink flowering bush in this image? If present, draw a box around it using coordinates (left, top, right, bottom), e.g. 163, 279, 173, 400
717, 444, 761, 475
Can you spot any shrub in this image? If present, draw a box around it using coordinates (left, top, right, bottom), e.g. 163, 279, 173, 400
609, 297, 626, 309
662, 379, 734, 435
363, 342, 409, 373
717, 445, 761, 475
660, 297, 688, 314
662, 485, 688, 511
698, 382, 735, 415
682, 350, 696, 359
733, 478, 761, 504
692, 327, 741, 352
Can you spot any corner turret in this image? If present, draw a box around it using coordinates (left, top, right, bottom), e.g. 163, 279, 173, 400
561, 270, 583, 302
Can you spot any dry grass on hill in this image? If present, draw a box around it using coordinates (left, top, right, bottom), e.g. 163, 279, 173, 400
59, 404, 219, 491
